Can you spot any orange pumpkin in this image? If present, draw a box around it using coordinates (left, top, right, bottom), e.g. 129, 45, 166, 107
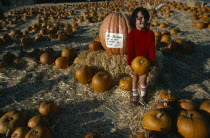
21, 37, 33, 46
92, 72, 112, 92
61, 47, 75, 60
159, 91, 176, 102
131, 56, 151, 75
177, 110, 209, 138
119, 77, 132, 91
0, 110, 28, 134
160, 34, 171, 44
40, 53, 54, 65
200, 100, 210, 114
25, 126, 52, 138
39, 101, 58, 116
27, 115, 48, 128
11, 126, 30, 138
85, 132, 102, 138
99, 13, 132, 54
75, 65, 93, 84
178, 99, 196, 110
55, 57, 69, 69
88, 41, 101, 51
143, 109, 172, 135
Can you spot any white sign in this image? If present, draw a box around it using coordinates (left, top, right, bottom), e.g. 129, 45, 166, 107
105, 33, 123, 48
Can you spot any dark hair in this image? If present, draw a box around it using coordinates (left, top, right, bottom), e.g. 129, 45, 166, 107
130, 7, 150, 29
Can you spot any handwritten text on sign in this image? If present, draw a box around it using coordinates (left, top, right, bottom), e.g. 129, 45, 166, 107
105, 33, 123, 48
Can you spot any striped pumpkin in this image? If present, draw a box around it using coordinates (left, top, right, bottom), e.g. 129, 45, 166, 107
99, 13, 132, 54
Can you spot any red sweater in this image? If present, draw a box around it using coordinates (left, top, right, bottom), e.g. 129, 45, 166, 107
127, 28, 155, 65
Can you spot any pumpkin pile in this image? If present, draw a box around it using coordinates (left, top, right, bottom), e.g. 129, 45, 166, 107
0, 100, 58, 137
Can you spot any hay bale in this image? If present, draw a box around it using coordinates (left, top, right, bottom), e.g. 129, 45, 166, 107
73, 50, 163, 86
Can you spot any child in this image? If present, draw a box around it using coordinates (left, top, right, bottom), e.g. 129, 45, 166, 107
127, 7, 155, 107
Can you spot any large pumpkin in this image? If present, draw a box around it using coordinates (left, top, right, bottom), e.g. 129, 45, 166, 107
92, 72, 112, 92
27, 115, 48, 128
131, 56, 151, 75
75, 65, 93, 84
143, 109, 171, 135
99, 12, 132, 54
200, 100, 210, 114
177, 110, 209, 138
0, 110, 28, 134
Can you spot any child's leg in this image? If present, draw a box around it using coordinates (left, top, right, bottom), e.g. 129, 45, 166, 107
131, 73, 139, 106
139, 74, 148, 105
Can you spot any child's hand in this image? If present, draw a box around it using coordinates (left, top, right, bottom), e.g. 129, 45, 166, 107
127, 65, 137, 75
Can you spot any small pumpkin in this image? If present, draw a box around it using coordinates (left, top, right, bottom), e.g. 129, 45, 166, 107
61, 47, 75, 60
21, 37, 33, 46
0, 110, 28, 134
85, 132, 102, 138
58, 33, 68, 41
178, 99, 196, 110
25, 126, 52, 138
159, 91, 176, 102
177, 110, 209, 138
39, 101, 58, 116
75, 65, 93, 84
27, 115, 48, 128
94, 37, 100, 42
131, 56, 151, 76
159, 23, 167, 29
200, 100, 210, 114
40, 53, 54, 65
55, 57, 69, 69
143, 109, 171, 135
119, 77, 132, 91
88, 41, 101, 51
92, 72, 112, 92
195, 22, 206, 29
160, 34, 171, 44
11, 126, 30, 138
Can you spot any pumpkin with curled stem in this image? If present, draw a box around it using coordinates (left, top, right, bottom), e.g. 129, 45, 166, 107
85, 132, 102, 138
177, 110, 209, 138
92, 72, 112, 92
75, 65, 93, 84
119, 77, 132, 91
11, 126, 30, 138
131, 56, 151, 76
27, 115, 48, 128
143, 109, 171, 135
25, 126, 53, 138
99, 12, 132, 54
39, 101, 58, 116
0, 110, 28, 134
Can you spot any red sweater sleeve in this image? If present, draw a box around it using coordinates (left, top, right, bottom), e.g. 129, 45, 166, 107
149, 31, 155, 64
127, 33, 134, 66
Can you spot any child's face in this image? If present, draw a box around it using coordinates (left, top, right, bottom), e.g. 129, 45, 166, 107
135, 11, 148, 30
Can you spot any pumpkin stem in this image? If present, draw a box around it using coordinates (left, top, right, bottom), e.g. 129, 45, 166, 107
187, 113, 193, 119
163, 102, 168, 107
167, 91, 171, 99
157, 113, 164, 119
140, 60, 144, 64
